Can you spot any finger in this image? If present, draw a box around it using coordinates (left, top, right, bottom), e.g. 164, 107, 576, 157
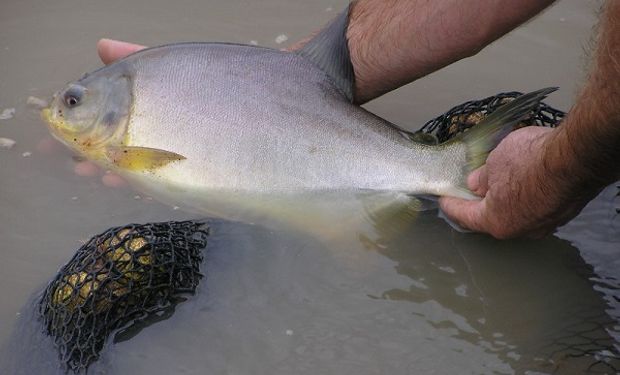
467, 166, 489, 197
36, 137, 60, 154
74, 161, 99, 177
97, 39, 146, 65
102, 172, 127, 188
439, 196, 487, 233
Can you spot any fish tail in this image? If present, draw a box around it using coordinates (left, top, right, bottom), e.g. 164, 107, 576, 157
446, 87, 558, 199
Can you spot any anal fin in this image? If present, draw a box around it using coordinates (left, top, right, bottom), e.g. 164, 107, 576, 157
360, 193, 427, 244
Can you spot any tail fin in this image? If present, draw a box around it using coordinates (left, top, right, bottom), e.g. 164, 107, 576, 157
443, 87, 557, 200
459, 87, 557, 171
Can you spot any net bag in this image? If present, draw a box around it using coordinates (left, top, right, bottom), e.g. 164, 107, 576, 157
418, 91, 566, 143
38, 220, 209, 373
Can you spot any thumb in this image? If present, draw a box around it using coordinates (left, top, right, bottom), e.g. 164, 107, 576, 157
97, 39, 146, 65
467, 166, 488, 197
439, 196, 487, 232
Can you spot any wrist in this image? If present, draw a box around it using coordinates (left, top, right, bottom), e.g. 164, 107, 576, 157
540, 123, 608, 206
540, 0, 620, 199
504, 127, 594, 234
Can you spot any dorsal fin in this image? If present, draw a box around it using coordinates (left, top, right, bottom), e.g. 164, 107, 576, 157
297, 5, 356, 102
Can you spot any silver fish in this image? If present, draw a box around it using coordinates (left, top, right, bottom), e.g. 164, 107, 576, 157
42, 9, 555, 233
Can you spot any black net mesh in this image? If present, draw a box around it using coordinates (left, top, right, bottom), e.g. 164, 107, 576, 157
540, 308, 620, 374
38, 220, 209, 374
418, 91, 566, 142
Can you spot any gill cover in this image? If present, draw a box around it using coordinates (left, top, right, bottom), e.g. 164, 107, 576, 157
43, 72, 132, 150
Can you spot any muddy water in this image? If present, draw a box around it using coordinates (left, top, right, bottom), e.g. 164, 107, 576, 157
1, 0, 619, 374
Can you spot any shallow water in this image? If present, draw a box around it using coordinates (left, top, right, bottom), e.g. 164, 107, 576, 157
1, 0, 619, 374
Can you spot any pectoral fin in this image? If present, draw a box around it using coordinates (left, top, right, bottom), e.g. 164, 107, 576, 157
106, 146, 186, 172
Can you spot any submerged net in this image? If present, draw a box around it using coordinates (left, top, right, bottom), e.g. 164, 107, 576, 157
418, 91, 566, 142
38, 220, 209, 374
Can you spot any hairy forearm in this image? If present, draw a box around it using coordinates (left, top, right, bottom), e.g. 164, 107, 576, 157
346, 0, 555, 103
542, 0, 620, 201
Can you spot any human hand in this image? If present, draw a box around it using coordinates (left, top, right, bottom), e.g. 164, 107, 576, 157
439, 126, 589, 239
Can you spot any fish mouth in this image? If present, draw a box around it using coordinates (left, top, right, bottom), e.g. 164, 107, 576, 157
41, 107, 62, 139
40, 106, 79, 149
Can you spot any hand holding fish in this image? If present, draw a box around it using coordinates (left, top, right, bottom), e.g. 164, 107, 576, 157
95, 41, 558, 240
90, 0, 620, 240
442, 1, 620, 238
439, 127, 587, 239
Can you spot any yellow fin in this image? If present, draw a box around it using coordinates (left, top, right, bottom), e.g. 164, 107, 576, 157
106, 146, 186, 171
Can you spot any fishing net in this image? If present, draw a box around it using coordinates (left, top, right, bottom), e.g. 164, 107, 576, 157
37, 220, 209, 374
539, 308, 620, 374
418, 91, 566, 143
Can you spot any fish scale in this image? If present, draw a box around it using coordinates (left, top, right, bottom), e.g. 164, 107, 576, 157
128, 44, 433, 192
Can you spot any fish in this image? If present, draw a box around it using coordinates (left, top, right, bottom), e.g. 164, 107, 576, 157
41, 7, 556, 235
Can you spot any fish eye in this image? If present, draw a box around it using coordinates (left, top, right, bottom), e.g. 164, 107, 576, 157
63, 86, 86, 108
66, 95, 79, 107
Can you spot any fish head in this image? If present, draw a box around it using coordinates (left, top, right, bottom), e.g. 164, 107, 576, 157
42, 66, 186, 173
41, 70, 132, 158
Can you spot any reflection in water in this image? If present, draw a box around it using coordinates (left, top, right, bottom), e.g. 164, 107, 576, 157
366, 209, 620, 373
